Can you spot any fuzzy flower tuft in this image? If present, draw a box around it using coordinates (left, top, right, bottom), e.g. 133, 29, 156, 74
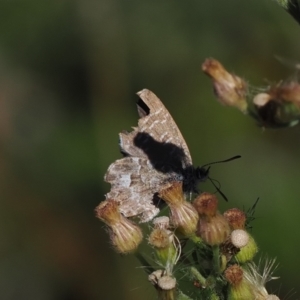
231, 229, 249, 248
149, 228, 172, 249
193, 192, 218, 217
223, 208, 247, 229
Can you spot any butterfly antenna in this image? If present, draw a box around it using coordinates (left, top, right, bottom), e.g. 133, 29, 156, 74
201, 155, 241, 168
208, 177, 228, 202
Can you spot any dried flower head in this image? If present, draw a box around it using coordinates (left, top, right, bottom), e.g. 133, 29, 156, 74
95, 199, 143, 253
202, 58, 248, 112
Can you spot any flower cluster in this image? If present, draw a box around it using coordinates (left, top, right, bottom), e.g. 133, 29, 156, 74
202, 57, 300, 128
96, 182, 280, 299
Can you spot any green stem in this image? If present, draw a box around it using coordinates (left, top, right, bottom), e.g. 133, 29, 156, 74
212, 245, 221, 274
190, 266, 206, 287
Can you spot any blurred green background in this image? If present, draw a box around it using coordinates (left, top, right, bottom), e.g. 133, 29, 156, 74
0, 0, 300, 299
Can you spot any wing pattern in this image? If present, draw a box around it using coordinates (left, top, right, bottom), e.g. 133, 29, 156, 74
105, 89, 191, 222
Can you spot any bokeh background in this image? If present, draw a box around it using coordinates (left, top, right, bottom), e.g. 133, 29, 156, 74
1, 0, 300, 299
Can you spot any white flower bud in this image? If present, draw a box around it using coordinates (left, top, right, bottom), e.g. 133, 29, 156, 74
158, 275, 176, 290
231, 229, 249, 248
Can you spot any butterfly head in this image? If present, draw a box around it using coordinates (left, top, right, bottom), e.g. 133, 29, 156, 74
195, 166, 210, 182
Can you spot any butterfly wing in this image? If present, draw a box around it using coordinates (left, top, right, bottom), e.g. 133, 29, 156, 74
105, 157, 173, 222
104, 89, 191, 222
119, 89, 192, 168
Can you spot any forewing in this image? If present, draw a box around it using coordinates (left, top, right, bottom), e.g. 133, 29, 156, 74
119, 89, 192, 168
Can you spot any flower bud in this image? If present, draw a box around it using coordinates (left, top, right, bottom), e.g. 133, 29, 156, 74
223, 208, 246, 229
159, 182, 199, 236
148, 227, 177, 266
194, 193, 230, 246
95, 199, 143, 253
252, 81, 300, 128
231, 229, 249, 248
224, 264, 254, 300
158, 275, 176, 290
193, 192, 218, 217
198, 213, 231, 246
235, 233, 258, 263
202, 58, 248, 112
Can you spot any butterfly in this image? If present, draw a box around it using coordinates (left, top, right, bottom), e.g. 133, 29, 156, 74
104, 89, 239, 222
